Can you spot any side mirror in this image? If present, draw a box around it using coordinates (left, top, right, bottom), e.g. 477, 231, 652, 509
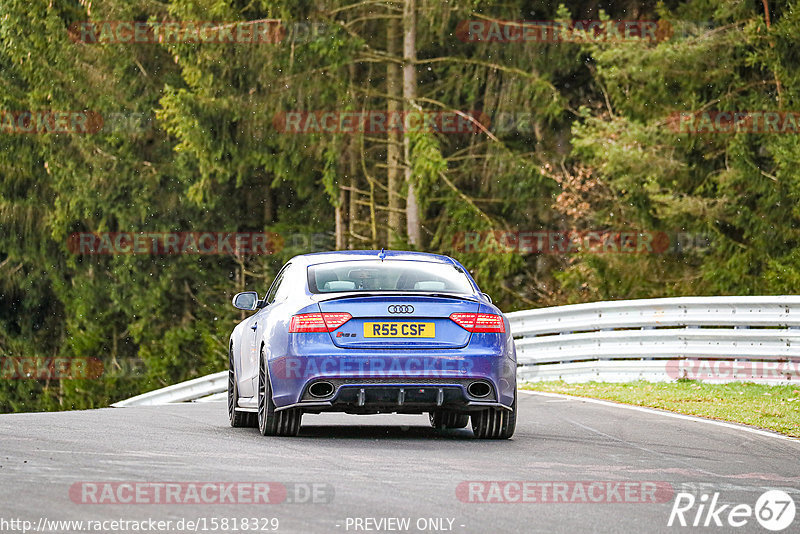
232, 291, 259, 311
482, 292, 493, 303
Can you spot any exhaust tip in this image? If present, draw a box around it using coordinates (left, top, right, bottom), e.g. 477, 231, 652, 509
467, 381, 492, 398
308, 381, 335, 398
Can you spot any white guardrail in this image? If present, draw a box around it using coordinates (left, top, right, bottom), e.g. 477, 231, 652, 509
113, 296, 800, 406
111, 371, 227, 407
508, 295, 800, 383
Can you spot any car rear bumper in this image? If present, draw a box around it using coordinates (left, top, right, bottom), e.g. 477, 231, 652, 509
268, 348, 516, 412
276, 380, 513, 414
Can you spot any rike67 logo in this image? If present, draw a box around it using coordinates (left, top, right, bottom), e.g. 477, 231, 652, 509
668, 489, 796, 530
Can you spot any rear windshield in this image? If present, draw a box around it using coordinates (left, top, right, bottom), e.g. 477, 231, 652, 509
307, 260, 475, 294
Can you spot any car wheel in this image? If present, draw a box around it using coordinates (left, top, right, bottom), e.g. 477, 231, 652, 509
257, 348, 302, 437
471, 390, 516, 439
229, 346, 256, 428
429, 410, 470, 429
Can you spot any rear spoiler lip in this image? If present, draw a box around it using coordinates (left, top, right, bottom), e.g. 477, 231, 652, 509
311, 291, 480, 304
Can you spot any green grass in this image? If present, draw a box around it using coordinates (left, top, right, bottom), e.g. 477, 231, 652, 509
521, 381, 800, 438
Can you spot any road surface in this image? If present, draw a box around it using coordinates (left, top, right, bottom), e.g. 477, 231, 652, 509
0, 391, 798, 533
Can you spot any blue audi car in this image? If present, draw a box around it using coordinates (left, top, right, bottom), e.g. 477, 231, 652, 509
228, 250, 517, 438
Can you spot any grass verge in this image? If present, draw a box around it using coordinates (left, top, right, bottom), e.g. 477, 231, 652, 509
520, 380, 800, 438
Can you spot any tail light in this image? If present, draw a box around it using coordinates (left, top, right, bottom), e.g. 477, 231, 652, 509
449, 312, 505, 333
289, 312, 352, 333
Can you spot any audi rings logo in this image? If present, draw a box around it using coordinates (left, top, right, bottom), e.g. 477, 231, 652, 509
388, 305, 414, 314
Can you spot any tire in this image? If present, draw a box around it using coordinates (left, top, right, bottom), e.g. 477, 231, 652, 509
257, 348, 302, 437
471, 390, 516, 439
229, 346, 256, 428
429, 410, 470, 429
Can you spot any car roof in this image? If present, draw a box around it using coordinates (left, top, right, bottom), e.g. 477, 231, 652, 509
292, 250, 456, 267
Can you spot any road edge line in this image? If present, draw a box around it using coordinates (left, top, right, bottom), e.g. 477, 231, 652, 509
518, 389, 800, 443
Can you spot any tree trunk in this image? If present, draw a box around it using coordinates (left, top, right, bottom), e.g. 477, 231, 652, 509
263, 183, 273, 224
348, 64, 359, 249
387, 7, 403, 248
335, 187, 346, 250
348, 127, 360, 250
403, 0, 421, 247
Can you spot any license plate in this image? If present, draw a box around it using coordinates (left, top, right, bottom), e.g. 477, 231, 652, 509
363, 322, 435, 338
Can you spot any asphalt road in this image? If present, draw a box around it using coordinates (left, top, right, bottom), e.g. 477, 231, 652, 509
1, 391, 798, 534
